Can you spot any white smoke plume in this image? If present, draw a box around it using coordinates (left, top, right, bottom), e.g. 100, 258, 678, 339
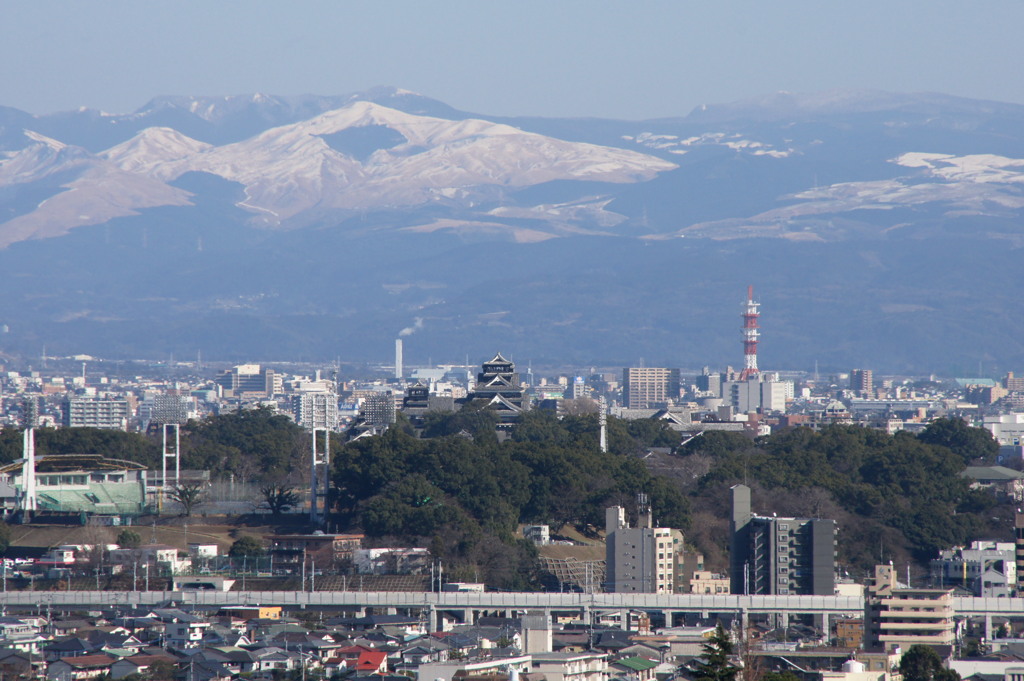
399, 317, 424, 337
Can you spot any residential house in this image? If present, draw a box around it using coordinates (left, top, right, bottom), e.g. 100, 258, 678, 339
149, 611, 211, 649
0, 648, 36, 679
44, 638, 97, 661
0, 618, 46, 654
46, 653, 116, 681
617, 643, 666, 663
961, 466, 1024, 502
396, 639, 451, 667
609, 656, 658, 681
247, 647, 305, 676
110, 653, 177, 680
355, 650, 389, 675
181, 657, 234, 681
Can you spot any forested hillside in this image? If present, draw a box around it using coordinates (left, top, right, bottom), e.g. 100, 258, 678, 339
0, 409, 1009, 587
330, 408, 688, 588
677, 419, 1007, 577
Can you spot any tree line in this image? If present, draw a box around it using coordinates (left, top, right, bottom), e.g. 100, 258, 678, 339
0, 406, 1009, 584
680, 418, 1005, 572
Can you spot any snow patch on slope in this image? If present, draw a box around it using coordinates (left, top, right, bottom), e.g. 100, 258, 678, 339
624, 131, 793, 158
896, 152, 1024, 184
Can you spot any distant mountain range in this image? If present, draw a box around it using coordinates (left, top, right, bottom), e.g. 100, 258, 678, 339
1, 87, 1023, 375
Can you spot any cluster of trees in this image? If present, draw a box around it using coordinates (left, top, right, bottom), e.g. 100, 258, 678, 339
680, 418, 1006, 571
0, 401, 1008, 585
0, 407, 306, 485
178, 406, 307, 483
331, 408, 689, 589
0, 427, 160, 468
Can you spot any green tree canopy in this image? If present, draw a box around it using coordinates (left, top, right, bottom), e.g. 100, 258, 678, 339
229, 535, 266, 558
682, 422, 1008, 569
182, 406, 305, 482
691, 623, 739, 681
330, 409, 691, 589
899, 645, 960, 681
918, 417, 999, 465
115, 529, 141, 549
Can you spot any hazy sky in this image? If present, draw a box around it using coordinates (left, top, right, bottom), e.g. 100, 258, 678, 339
3, 1, 1023, 120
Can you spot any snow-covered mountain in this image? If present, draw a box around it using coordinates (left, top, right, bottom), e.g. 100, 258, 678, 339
0, 100, 674, 246
3, 88, 1024, 371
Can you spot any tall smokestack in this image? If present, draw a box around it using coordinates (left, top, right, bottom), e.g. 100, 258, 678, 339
740, 285, 760, 380
395, 339, 403, 380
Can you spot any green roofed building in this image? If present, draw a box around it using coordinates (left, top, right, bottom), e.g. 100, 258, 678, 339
0, 454, 149, 519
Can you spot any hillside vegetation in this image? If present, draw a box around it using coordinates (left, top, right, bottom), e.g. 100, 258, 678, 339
331, 408, 688, 589
0, 409, 1008, 587
678, 419, 1006, 575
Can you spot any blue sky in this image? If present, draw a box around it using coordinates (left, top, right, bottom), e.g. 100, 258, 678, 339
3, 1, 1023, 119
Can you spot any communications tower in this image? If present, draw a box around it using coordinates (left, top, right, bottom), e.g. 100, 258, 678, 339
739, 285, 760, 380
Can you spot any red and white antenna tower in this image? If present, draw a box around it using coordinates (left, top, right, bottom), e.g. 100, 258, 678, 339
739, 285, 760, 380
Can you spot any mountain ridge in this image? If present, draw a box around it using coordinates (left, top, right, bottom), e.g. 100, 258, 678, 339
1, 88, 1024, 371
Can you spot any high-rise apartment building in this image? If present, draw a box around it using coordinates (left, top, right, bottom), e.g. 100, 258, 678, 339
63, 397, 131, 430
851, 369, 874, 396
729, 484, 836, 595
605, 498, 678, 593
622, 368, 680, 409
